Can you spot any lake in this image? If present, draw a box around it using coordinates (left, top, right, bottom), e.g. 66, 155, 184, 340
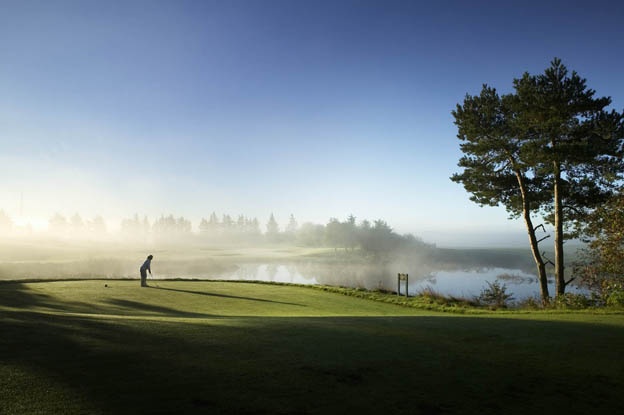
204, 263, 587, 302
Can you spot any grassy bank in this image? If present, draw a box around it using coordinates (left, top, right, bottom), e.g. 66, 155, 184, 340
1, 280, 623, 414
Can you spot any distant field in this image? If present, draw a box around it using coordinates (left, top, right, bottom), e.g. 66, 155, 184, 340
1, 280, 623, 414
0, 239, 336, 280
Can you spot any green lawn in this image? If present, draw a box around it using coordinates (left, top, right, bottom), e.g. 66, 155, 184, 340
1, 280, 623, 414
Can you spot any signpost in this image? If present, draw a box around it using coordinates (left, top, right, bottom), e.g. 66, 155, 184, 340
397, 273, 409, 297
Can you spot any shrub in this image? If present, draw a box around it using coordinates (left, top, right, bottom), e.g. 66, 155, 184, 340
478, 281, 514, 309
418, 286, 447, 302
517, 296, 542, 310
553, 293, 593, 309
606, 287, 624, 307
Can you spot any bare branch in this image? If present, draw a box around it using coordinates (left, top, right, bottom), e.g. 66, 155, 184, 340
537, 235, 550, 244
562, 205, 583, 215
541, 251, 555, 266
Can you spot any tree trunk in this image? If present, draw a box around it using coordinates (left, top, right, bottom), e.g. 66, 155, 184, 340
553, 161, 566, 297
515, 170, 550, 304
524, 212, 550, 304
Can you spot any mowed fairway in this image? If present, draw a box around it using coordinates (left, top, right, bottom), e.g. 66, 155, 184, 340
1, 281, 623, 414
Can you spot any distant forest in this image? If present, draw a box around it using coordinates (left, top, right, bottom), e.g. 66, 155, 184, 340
0, 209, 542, 273
0, 210, 434, 255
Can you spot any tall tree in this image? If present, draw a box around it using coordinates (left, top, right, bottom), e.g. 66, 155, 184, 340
250, 218, 261, 235
199, 218, 210, 234
286, 214, 298, 234
142, 216, 151, 236
344, 214, 358, 251
325, 218, 343, 251
452, 85, 552, 301
70, 213, 85, 236
49, 213, 69, 236
296, 222, 325, 246
237, 215, 246, 231
452, 58, 623, 303
222, 214, 233, 231
266, 213, 279, 240
176, 216, 192, 234
88, 215, 107, 236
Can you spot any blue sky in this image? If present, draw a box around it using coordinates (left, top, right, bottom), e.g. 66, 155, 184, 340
1, 0, 623, 246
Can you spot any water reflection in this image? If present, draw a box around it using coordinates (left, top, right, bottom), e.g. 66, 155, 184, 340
411, 268, 552, 300
226, 264, 320, 285
216, 263, 587, 301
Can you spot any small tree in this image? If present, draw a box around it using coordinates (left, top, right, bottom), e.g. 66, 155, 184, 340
478, 281, 514, 309
575, 193, 624, 304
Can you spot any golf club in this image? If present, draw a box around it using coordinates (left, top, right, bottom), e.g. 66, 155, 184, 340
148, 273, 159, 288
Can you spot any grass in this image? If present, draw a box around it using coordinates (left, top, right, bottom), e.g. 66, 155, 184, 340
1, 280, 623, 414
0, 240, 336, 280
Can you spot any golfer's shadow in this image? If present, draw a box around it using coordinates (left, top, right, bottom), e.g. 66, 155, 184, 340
151, 286, 305, 307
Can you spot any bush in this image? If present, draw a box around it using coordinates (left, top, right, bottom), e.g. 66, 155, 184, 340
606, 288, 624, 307
553, 293, 593, 309
478, 281, 514, 309
517, 296, 542, 310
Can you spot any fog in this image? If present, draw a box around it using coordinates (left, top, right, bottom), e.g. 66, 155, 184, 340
0, 209, 577, 300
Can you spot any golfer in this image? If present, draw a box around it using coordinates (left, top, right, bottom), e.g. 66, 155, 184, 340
140, 254, 153, 287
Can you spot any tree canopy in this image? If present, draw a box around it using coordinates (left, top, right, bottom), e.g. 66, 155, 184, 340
452, 58, 624, 303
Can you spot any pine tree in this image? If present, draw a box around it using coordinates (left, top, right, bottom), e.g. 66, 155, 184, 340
452, 58, 624, 303
266, 213, 279, 240
286, 214, 298, 234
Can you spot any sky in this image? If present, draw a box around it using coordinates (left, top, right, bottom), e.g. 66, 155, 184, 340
1, 0, 623, 246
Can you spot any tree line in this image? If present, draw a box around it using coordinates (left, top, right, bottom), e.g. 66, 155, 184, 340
0, 209, 431, 255
138, 212, 433, 255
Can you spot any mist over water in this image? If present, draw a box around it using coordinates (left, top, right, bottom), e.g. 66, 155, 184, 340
204, 263, 587, 301
0, 211, 586, 302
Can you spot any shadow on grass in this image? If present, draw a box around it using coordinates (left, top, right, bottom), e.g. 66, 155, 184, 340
104, 298, 217, 318
1, 306, 624, 415
1, 281, 623, 414
0, 281, 219, 318
0, 281, 94, 313
151, 285, 305, 307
